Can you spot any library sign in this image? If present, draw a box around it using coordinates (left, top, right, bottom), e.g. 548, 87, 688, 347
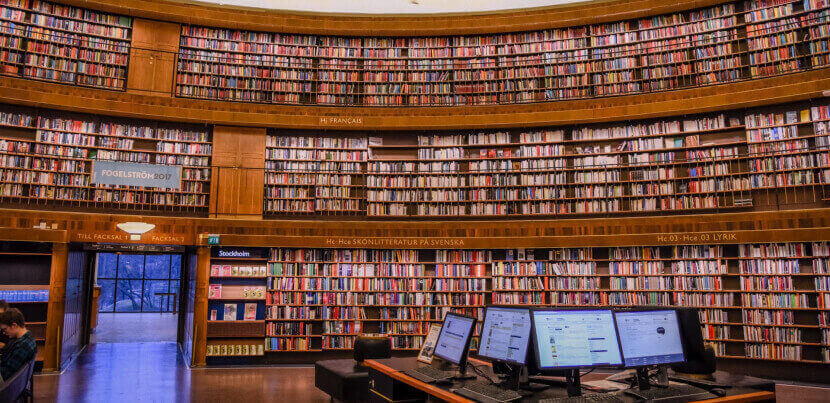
324, 237, 465, 248
318, 116, 364, 126
91, 160, 181, 189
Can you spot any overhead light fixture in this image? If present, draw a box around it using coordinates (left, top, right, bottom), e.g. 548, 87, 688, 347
117, 222, 156, 240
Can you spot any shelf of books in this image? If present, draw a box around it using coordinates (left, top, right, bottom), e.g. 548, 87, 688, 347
0, 0, 131, 90
744, 105, 818, 193
176, 26, 315, 103
363, 37, 407, 106
813, 104, 830, 187
249, 100, 830, 218
744, 0, 803, 78
206, 251, 268, 358
264, 132, 366, 215
726, 242, 826, 363
316, 36, 360, 106
362, 111, 757, 217
488, 243, 827, 364
491, 248, 600, 307
173, 1, 830, 107
206, 242, 830, 365
0, 105, 211, 212
803, 0, 830, 68
259, 248, 487, 354
0, 240, 53, 371
815, 242, 830, 362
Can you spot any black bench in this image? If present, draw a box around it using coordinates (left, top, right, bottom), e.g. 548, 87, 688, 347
315, 336, 391, 402
0, 358, 35, 403
315, 359, 369, 403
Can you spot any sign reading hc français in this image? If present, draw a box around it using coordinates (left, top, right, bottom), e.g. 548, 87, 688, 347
92, 160, 182, 189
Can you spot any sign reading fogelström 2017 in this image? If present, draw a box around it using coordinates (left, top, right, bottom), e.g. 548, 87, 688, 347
91, 160, 182, 189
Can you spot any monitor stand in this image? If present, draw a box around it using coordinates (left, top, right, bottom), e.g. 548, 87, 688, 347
635, 366, 670, 391
493, 362, 548, 396
565, 369, 583, 397
436, 359, 476, 380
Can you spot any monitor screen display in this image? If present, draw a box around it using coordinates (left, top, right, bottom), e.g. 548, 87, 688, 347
614, 309, 686, 367
532, 309, 623, 369
478, 307, 531, 365
433, 313, 476, 365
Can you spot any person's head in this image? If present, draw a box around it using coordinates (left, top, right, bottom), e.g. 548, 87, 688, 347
0, 300, 7, 314
0, 308, 27, 339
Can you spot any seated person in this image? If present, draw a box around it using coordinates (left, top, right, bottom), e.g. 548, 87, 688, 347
0, 300, 8, 350
0, 308, 36, 382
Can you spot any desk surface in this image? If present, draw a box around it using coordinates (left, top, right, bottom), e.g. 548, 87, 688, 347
364, 358, 775, 403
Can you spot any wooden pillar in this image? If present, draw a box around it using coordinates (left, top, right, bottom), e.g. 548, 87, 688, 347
43, 242, 67, 372
209, 126, 267, 219
126, 18, 180, 96
192, 245, 211, 367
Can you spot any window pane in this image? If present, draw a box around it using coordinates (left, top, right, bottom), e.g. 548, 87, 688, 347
97, 253, 117, 278
171, 255, 182, 279
142, 280, 171, 312
118, 254, 144, 279
114, 279, 144, 312
144, 255, 171, 279
98, 279, 116, 312
170, 280, 180, 312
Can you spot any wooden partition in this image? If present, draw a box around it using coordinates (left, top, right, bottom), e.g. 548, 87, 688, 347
127, 18, 181, 97
210, 126, 267, 219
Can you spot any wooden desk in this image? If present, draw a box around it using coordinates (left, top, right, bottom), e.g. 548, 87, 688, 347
364, 358, 776, 403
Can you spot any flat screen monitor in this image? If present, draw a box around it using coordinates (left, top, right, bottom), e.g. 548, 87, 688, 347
614, 309, 686, 367
478, 307, 532, 365
531, 309, 623, 370
433, 312, 477, 366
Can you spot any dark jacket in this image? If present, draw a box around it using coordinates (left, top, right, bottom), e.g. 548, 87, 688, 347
0, 331, 36, 381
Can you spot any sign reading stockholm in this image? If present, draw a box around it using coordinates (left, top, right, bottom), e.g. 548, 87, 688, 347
92, 160, 182, 189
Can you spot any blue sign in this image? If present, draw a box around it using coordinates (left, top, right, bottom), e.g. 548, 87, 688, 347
92, 160, 182, 189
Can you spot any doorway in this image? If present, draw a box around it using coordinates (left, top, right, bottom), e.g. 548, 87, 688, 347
92, 252, 182, 343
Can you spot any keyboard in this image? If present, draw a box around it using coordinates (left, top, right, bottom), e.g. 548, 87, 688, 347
539, 393, 625, 403
404, 366, 456, 383
668, 375, 730, 390
624, 384, 712, 402
453, 381, 523, 403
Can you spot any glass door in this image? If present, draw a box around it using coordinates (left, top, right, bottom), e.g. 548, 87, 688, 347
97, 253, 182, 313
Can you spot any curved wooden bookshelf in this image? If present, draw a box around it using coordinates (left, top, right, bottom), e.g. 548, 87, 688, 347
47, 0, 732, 36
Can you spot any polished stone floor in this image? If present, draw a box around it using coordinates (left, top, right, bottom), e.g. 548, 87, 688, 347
35, 343, 328, 402
93, 313, 178, 343
34, 313, 329, 402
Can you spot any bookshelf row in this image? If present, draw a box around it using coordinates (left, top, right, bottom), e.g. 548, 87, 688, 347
263, 101, 830, 217
205, 243, 830, 364
0, 105, 212, 211
175, 0, 830, 106
4, 100, 830, 217
0, 0, 132, 90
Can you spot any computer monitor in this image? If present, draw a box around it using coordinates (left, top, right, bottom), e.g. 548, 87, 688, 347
530, 308, 623, 370
478, 306, 532, 366
432, 312, 477, 373
614, 309, 686, 368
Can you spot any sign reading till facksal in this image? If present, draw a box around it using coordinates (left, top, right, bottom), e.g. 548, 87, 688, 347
92, 160, 182, 189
